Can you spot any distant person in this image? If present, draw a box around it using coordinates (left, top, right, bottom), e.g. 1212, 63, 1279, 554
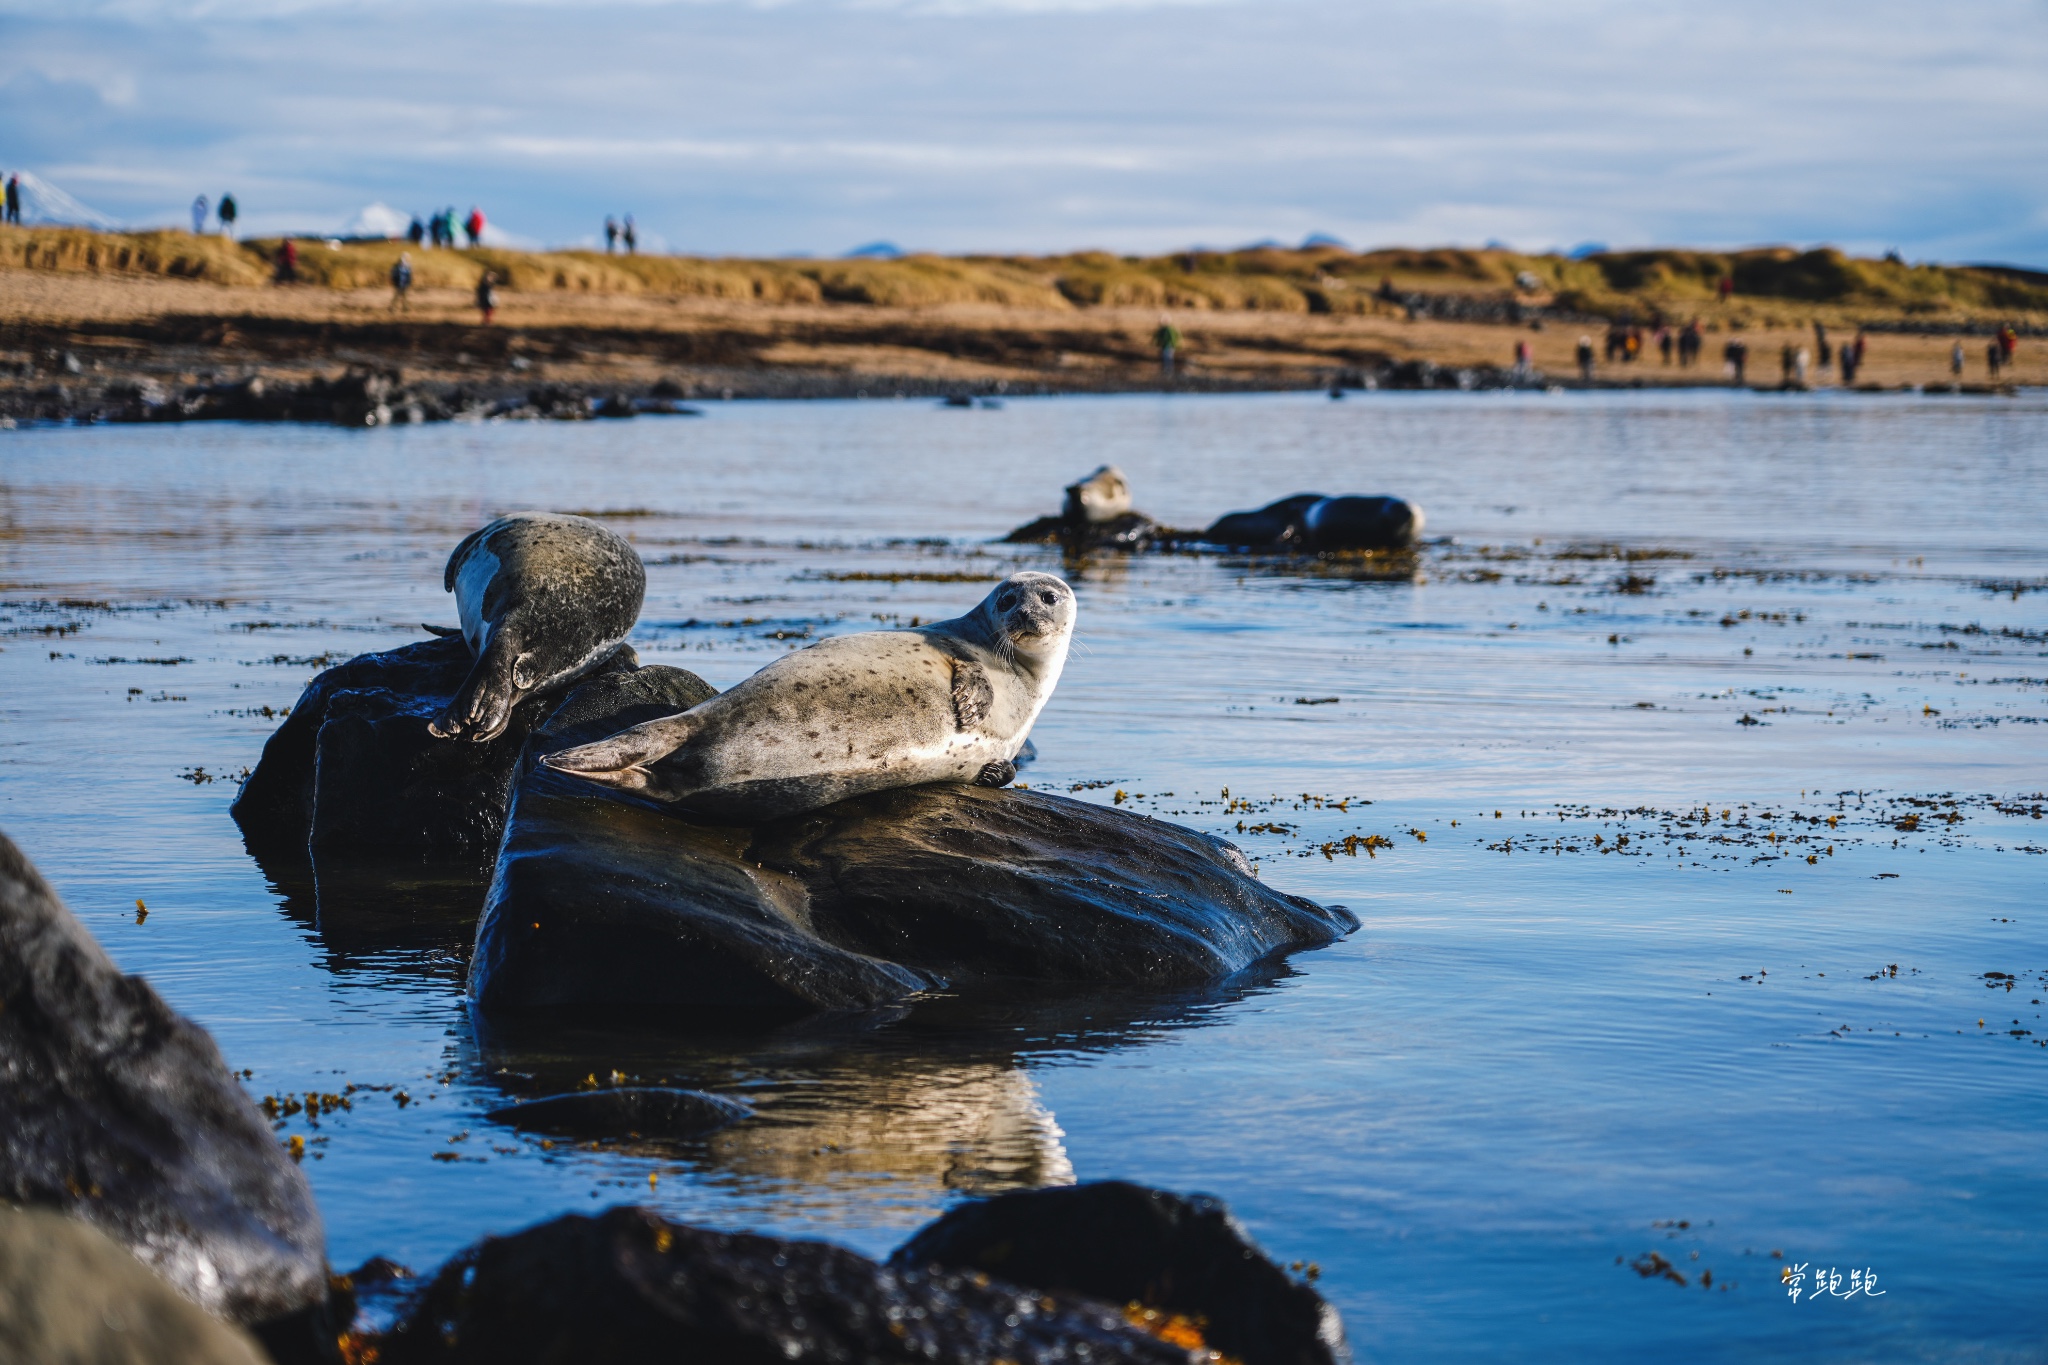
1679, 319, 1702, 367
407, 216, 426, 246
217, 193, 237, 238
464, 207, 485, 248
1576, 335, 1595, 383
1657, 328, 1674, 364
475, 268, 498, 324
1718, 275, 1734, 302
275, 238, 298, 284
4, 173, 20, 224
390, 252, 414, 311
1998, 323, 2018, 364
191, 194, 209, 235
605, 216, 618, 253
1794, 347, 1810, 386
1951, 341, 1965, 377
1626, 326, 1642, 361
1852, 330, 1868, 376
1723, 337, 1747, 384
1513, 338, 1532, 380
1153, 317, 1182, 377
1813, 321, 1832, 368
1839, 336, 1860, 385
622, 215, 637, 254
1986, 340, 2003, 379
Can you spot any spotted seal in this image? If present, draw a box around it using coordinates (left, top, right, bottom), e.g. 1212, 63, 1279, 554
427, 512, 646, 742
541, 571, 1075, 818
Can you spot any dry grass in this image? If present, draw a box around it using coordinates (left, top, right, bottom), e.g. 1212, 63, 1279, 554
7, 224, 2043, 327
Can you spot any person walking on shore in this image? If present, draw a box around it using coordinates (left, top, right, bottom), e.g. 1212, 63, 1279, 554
622, 215, 637, 254
4, 174, 20, 224
1986, 340, 2003, 379
1513, 339, 1532, 381
475, 269, 498, 324
1723, 337, 1748, 384
275, 238, 298, 284
1951, 341, 1966, 377
407, 216, 425, 247
190, 194, 209, 235
390, 252, 414, 311
217, 193, 237, 238
1998, 323, 2018, 365
1576, 335, 1595, 383
1839, 336, 1860, 385
1679, 319, 1702, 367
1813, 321, 1832, 369
605, 217, 618, 253
1657, 327, 1674, 364
464, 207, 485, 248
1153, 317, 1182, 377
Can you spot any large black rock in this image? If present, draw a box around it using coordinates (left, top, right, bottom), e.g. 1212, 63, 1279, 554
231, 634, 643, 861
378, 1205, 1192, 1365
0, 832, 329, 1330
893, 1181, 1349, 1365
470, 669, 1357, 1016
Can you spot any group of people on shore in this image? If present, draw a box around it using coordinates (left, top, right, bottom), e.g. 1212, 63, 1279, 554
188, 192, 238, 237
1956, 325, 2022, 379
1571, 318, 1878, 386
405, 208, 487, 249
604, 215, 638, 254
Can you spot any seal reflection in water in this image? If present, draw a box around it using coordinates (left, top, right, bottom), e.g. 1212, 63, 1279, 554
544, 571, 1076, 820
428, 513, 647, 743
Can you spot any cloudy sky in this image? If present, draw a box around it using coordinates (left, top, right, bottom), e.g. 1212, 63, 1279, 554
5, 0, 2046, 262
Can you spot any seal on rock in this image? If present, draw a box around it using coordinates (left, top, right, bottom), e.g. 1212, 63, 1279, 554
1063, 465, 1132, 524
541, 571, 1075, 819
1202, 493, 1423, 551
428, 513, 646, 743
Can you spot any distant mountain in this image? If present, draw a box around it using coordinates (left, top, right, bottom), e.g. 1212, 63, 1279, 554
845, 241, 903, 259
7, 171, 122, 230
1301, 232, 1350, 249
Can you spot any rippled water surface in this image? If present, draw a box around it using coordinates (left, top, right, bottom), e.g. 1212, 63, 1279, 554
3, 390, 2045, 1361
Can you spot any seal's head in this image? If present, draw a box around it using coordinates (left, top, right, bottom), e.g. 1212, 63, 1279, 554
973, 571, 1076, 676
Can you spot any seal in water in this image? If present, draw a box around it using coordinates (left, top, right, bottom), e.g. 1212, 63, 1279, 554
1201, 493, 1423, 551
428, 512, 646, 742
541, 571, 1075, 819
1063, 465, 1132, 524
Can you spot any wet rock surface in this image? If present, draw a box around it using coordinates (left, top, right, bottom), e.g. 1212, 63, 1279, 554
471, 667, 1356, 1016
0, 1206, 269, 1365
377, 1205, 1194, 1365
0, 832, 328, 1330
895, 1181, 1350, 1365
486, 1087, 753, 1141
230, 634, 641, 861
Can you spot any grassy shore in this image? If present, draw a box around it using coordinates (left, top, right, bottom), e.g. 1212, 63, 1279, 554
3, 226, 2043, 405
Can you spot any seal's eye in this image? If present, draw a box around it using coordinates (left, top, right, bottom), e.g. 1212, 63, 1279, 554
996, 592, 1019, 611
1038, 590, 1059, 605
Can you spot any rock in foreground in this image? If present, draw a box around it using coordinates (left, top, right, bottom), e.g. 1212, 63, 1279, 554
894, 1182, 1350, 1365
471, 668, 1357, 1015
230, 634, 650, 860
0, 1206, 269, 1365
0, 832, 328, 1330
377, 1206, 1196, 1365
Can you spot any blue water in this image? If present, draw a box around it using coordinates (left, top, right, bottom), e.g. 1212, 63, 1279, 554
3, 389, 2044, 1361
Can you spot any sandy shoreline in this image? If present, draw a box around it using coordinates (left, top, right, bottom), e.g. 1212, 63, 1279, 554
3, 268, 2038, 421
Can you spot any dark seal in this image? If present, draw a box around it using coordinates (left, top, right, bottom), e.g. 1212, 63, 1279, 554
428, 512, 646, 742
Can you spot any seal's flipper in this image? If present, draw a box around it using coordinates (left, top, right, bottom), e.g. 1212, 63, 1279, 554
973, 759, 1017, 788
429, 637, 519, 742
541, 711, 702, 790
951, 659, 994, 730
420, 623, 463, 638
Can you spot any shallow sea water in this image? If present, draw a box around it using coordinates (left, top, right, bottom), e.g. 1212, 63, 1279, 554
2, 389, 2045, 1361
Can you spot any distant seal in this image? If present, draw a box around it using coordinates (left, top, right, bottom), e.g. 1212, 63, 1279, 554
1063, 465, 1132, 524
1202, 493, 1423, 551
541, 571, 1075, 819
427, 512, 646, 742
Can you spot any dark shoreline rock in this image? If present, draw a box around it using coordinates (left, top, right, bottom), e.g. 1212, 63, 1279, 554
230, 634, 644, 861
895, 1182, 1350, 1365
470, 667, 1357, 1016
486, 1087, 753, 1141
0, 831, 329, 1331
377, 1206, 1193, 1365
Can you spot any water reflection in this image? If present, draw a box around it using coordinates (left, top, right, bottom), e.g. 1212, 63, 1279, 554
464, 977, 1289, 1204
254, 842, 486, 975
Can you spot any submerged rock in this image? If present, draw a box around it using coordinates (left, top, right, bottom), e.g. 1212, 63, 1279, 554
0, 1206, 269, 1365
230, 634, 644, 860
470, 667, 1356, 1016
486, 1087, 752, 1140
377, 1206, 1191, 1365
0, 832, 329, 1330
1201, 493, 1423, 552
894, 1181, 1349, 1365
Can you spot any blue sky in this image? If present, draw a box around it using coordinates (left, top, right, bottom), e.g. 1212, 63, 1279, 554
4, 0, 2046, 263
